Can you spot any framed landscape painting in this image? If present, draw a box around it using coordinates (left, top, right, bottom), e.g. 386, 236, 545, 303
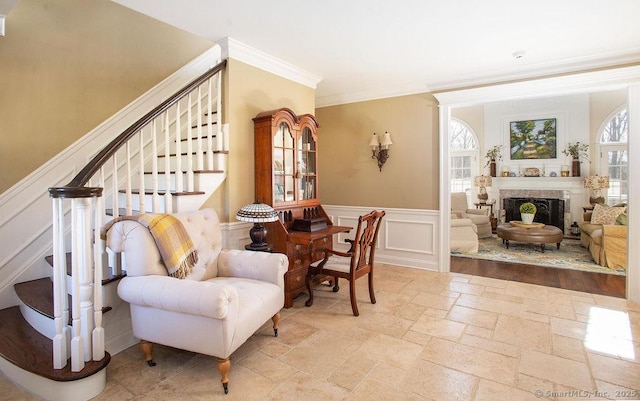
509, 118, 557, 160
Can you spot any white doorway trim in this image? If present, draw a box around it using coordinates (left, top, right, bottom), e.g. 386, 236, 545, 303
434, 65, 640, 302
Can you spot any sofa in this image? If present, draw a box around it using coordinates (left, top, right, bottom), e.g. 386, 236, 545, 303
578, 203, 627, 270
450, 215, 479, 253
104, 208, 288, 393
451, 192, 492, 238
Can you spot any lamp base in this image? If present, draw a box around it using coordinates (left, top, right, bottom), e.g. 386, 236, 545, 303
477, 193, 488, 203
589, 196, 605, 206
248, 223, 269, 249
245, 243, 273, 252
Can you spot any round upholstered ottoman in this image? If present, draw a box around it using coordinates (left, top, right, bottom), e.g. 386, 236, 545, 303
496, 222, 563, 253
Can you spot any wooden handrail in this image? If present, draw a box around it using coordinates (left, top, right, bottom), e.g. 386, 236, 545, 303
48, 59, 227, 199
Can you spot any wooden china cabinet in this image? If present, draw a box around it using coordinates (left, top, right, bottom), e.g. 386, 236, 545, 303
253, 108, 351, 307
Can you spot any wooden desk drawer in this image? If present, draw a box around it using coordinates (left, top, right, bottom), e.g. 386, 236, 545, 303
285, 266, 307, 291
312, 236, 331, 249
288, 254, 310, 271
312, 237, 332, 261
288, 242, 310, 256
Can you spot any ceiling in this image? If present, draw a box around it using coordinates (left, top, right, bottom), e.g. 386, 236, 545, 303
112, 0, 640, 107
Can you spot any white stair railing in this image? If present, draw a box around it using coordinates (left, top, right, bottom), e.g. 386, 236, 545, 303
48, 59, 226, 372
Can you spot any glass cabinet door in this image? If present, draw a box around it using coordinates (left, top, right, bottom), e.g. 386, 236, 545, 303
297, 126, 317, 201
274, 122, 296, 203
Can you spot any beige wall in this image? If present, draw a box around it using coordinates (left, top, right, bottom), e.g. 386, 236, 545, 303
0, 0, 213, 193
200, 59, 316, 221
316, 94, 439, 210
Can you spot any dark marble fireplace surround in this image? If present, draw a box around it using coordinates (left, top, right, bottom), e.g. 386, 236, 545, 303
501, 189, 569, 233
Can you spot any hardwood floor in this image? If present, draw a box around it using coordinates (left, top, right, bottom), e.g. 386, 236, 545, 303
451, 256, 626, 298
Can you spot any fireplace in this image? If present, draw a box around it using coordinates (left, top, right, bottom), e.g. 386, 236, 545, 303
503, 197, 565, 233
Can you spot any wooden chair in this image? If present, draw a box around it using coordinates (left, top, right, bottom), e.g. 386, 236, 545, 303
305, 210, 385, 316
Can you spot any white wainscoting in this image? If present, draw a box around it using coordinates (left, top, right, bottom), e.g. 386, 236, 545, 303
221, 206, 441, 271
322, 205, 441, 271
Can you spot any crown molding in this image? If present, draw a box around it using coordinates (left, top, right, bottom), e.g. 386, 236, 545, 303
434, 64, 640, 107
317, 51, 640, 108
217, 37, 322, 89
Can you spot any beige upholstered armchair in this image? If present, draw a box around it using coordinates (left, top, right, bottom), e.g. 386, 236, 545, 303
451, 192, 492, 238
104, 208, 288, 394
450, 216, 479, 253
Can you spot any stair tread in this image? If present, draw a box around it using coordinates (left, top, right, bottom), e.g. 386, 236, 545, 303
15, 278, 60, 320
119, 189, 205, 196
143, 169, 225, 174
0, 306, 110, 382
44, 254, 127, 286
14, 279, 113, 321
157, 150, 229, 157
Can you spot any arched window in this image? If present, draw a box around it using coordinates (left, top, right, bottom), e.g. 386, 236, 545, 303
598, 107, 628, 205
450, 119, 479, 193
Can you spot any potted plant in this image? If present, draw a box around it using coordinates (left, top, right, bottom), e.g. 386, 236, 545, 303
519, 202, 537, 224
484, 145, 502, 177
562, 142, 589, 177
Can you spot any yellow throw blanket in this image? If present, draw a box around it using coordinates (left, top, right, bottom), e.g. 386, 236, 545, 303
101, 214, 198, 279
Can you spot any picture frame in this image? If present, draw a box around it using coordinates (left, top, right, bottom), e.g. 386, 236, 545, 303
509, 118, 557, 160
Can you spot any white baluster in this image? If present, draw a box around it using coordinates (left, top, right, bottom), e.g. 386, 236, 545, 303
186, 93, 194, 191
164, 111, 172, 213
138, 129, 146, 213
52, 198, 68, 369
216, 72, 223, 153
174, 102, 183, 193
151, 119, 160, 213
206, 78, 214, 170
125, 143, 132, 215
92, 194, 105, 361
112, 154, 119, 218
196, 86, 204, 171
70, 200, 84, 371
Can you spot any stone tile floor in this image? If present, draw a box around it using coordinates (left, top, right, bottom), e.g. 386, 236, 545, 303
2, 264, 639, 400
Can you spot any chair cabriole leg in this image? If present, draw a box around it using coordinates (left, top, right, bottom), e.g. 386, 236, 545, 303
218, 358, 230, 394
368, 271, 376, 304
140, 340, 156, 366
349, 278, 359, 316
305, 272, 314, 307
271, 312, 280, 337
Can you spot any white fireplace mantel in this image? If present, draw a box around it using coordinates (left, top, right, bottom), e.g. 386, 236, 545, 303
491, 176, 584, 189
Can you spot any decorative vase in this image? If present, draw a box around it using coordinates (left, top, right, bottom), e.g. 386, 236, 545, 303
571, 159, 580, 177
490, 160, 496, 177
521, 213, 535, 225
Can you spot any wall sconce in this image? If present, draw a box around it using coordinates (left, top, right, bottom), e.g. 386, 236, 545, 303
369, 131, 393, 171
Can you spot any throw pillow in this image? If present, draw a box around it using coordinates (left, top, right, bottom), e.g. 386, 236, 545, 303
615, 212, 628, 226
591, 203, 626, 225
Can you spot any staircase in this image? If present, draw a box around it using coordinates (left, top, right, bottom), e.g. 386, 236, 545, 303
0, 47, 228, 400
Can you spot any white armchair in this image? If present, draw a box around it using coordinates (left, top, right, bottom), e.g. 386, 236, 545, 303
451, 192, 492, 238
105, 208, 288, 394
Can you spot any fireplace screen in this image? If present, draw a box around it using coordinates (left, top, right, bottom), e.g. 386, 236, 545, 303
503, 197, 565, 233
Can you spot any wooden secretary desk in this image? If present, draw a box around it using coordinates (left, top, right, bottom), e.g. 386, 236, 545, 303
253, 108, 351, 307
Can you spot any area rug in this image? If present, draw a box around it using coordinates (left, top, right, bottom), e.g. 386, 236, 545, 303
452, 235, 625, 276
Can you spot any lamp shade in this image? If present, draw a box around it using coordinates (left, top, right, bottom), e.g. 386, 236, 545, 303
584, 175, 609, 190
236, 201, 278, 223
381, 131, 393, 147
474, 175, 492, 188
368, 133, 380, 148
